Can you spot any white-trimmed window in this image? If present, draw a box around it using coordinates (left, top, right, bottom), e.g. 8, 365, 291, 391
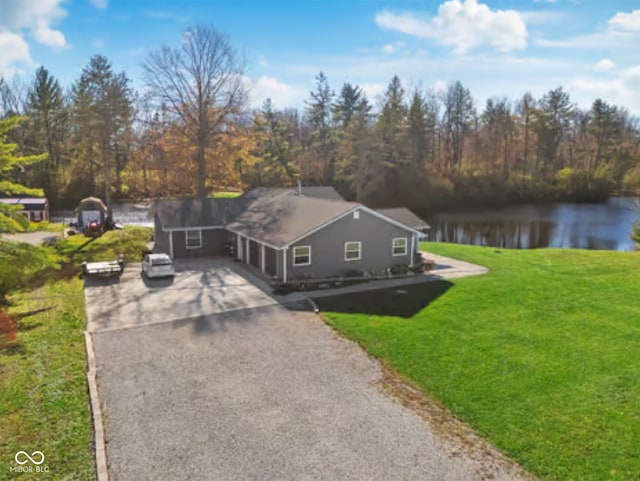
344, 241, 362, 261
392, 237, 408, 256
293, 245, 311, 266
185, 229, 202, 249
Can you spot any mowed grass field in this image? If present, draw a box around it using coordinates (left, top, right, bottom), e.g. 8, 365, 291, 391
0, 280, 94, 480
322, 243, 640, 481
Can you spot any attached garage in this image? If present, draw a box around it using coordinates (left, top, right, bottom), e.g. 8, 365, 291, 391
171, 228, 227, 259
264, 247, 277, 277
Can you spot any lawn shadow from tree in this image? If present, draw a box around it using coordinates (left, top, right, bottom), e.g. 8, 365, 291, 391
15, 307, 53, 319
312, 280, 454, 318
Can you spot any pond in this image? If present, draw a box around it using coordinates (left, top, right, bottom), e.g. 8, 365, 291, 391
425, 197, 639, 251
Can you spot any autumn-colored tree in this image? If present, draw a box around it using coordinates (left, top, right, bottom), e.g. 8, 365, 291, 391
143, 25, 247, 197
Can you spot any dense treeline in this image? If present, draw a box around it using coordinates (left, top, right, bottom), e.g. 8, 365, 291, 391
1, 25, 640, 212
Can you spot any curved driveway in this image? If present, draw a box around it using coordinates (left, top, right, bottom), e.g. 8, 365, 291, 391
87, 259, 527, 481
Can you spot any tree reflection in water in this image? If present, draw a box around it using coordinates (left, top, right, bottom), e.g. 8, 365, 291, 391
427, 197, 638, 251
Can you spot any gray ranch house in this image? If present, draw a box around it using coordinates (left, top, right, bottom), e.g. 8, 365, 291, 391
151, 187, 429, 283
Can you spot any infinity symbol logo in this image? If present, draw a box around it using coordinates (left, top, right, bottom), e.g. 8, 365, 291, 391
14, 451, 45, 465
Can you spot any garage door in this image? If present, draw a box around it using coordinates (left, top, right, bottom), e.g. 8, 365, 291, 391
264, 247, 277, 276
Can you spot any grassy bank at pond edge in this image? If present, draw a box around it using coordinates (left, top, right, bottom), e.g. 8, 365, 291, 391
322, 243, 640, 481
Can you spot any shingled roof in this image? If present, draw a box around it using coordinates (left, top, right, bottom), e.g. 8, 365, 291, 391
151, 197, 243, 229
375, 208, 430, 231
152, 187, 425, 247
227, 190, 356, 247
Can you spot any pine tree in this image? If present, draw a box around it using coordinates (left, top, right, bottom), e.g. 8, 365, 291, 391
26, 67, 68, 197
72, 55, 133, 206
332, 83, 363, 129
376, 75, 407, 201
304, 72, 335, 183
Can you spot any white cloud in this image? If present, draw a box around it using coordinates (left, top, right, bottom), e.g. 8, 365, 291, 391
360, 83, 385, 101
538, 8, 640, 48
609, 10, 640, 31
382, 41, 405, 54
594, 58, 615, 72
0, 32, 32, 78
33, 24, 66, 48
375, 0, 527, 54
248, 76, 306, 109
569, 65, 640, 112
432, 79, 448, 92
0, 0, 67, 76
0, 0, 66, 34
90, 0, 109, 9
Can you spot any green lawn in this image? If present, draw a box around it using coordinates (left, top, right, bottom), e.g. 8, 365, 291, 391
322, 243, 640, 481
53, 225, 153, 264
210, 191, 242, 198
0, 280, 94, 480
0, 227, 152, 480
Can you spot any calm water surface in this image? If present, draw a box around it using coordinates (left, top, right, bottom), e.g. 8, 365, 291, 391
426, 197, 639, 251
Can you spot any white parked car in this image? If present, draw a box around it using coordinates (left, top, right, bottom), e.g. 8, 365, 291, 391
141, 253, 175, 279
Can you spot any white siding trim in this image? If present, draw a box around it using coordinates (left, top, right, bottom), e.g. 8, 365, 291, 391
358, 206, 425, 236
344, 241, 362, 261
283, 248, 288, 283
292, 245, 312, 266
261, 244, 266, 273
225, 228, 281, 250
284, 205, 424, 248
246, 238, 250, 264
163, 225, 225, 232
392, 237, 408, 256
410, 234, 415, 267
169, 231, 174, 258
237, 234, 243, 261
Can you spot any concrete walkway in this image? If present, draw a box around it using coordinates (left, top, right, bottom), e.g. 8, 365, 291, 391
420, 250, 489, 280
274, 250, 488, 302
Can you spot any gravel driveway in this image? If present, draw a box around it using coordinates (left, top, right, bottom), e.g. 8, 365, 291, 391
88, 259, 529, 481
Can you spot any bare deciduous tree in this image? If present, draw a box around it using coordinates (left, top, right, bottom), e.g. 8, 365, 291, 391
143, 24, 247, 197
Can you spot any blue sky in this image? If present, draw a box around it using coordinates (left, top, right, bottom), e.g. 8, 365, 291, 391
2, 0, 640, 113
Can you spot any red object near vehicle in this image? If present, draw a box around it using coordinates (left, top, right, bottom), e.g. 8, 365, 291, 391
86, 220, 101, 236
